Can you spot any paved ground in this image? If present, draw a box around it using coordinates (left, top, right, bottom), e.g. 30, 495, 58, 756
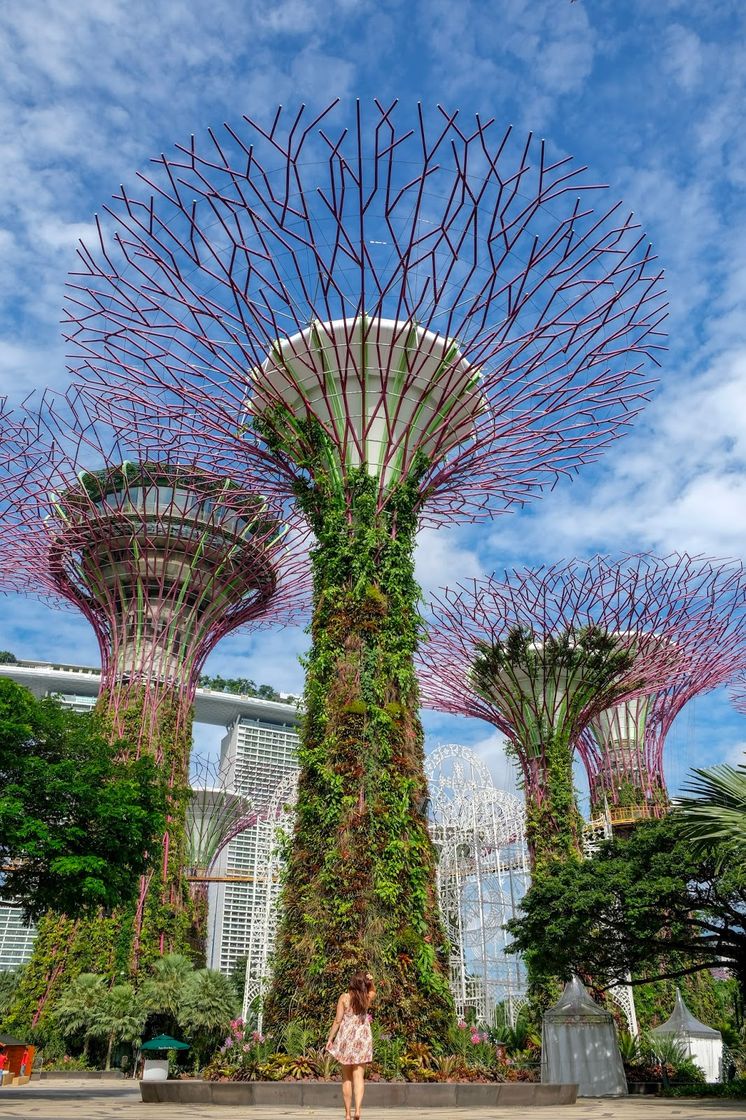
0, 1081, 743, 1120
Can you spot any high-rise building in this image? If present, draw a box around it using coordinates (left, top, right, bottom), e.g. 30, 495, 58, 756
207, 716, 299, 975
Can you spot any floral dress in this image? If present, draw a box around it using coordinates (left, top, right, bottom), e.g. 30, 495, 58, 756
326, 999, 373, 1066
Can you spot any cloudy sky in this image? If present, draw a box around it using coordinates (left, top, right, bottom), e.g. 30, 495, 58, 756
1, 0, 745, 797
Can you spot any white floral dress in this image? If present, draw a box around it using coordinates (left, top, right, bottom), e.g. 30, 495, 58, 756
326, 1000, 373, 1066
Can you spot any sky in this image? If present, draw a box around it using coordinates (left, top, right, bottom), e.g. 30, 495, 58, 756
1, 0, 746, 800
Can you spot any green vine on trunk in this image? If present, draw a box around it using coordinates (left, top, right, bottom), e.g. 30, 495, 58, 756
261, 415, 454, 1046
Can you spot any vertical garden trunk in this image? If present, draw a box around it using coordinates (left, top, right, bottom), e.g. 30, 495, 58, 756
264, 471, 454, 1045
523, 736, 584, 873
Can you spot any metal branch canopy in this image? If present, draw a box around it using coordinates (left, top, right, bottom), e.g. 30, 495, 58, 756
418, 554, 746, 865
66, 100, 666, 522
2, 389, 309, 1007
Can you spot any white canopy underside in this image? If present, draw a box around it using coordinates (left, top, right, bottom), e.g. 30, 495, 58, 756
252, 317, 483, 487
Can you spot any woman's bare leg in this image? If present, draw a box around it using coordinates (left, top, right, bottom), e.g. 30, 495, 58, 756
352, 1064, 365, 1117
341, 1065, 353, 1118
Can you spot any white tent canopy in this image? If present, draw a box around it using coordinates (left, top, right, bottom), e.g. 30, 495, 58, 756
650, 989, 722, 1083
542, 976, 627, 1097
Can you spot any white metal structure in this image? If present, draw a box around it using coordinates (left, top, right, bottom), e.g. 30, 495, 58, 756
253, 317, 483, 490
425, 745, 529, 1026
207, 716, 299, 974
242, 771, 299, 1028
240, 743, 530, 1028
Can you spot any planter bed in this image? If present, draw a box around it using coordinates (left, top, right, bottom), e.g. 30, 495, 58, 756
40, 1070, 125, 1080
140, 1079, 577, 1107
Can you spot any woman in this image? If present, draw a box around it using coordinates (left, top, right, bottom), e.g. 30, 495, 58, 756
326, 972, 375, 1120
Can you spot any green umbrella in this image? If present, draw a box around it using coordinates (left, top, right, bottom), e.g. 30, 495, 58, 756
140, 1034, 190, 1051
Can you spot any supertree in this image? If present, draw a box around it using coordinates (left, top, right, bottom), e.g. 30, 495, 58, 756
185, 757, 254, 885
577, 568, 746, 829
62, 101, 666, 1042
3, 390, 308, 1022
418, 555, 744, 871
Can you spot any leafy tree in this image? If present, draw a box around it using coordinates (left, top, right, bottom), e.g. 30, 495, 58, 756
94, 983, 146, 1070
198, 674, 295, 703
0, 680, 167, 919
52, 973, 106, 1061
178, 968, 240, 1066
506, 815, 746, 1001
0, 651, 17, 664
677, 763, 746, 865
140, 953, 194, 1037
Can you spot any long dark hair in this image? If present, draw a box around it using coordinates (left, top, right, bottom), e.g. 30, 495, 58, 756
348, 972, 372, 1015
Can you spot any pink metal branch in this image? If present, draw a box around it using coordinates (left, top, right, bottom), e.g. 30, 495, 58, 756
63, 102, 667, 525
418, 555, 746, 806
4, 388, 311, 752
578, 587, 746, 812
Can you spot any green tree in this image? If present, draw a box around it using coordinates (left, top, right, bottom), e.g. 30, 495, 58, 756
506, 815, 746, 1001
94, 983, 146, 1070
140, 953, 194, 1037
0, 680, 167, 919
52, 973, 106, 1062
677, 763, 746, 865
0, 651, 17, 664
178, 968, 239, 1066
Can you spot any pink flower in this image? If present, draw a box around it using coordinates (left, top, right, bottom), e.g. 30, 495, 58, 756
470, 1033, 480, 1045
251, 1031, 265, 1043
457, 1020, 467, 1030
242, 1044, 251, 1052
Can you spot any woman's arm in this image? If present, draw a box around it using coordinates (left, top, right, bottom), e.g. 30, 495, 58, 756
326, 994, 347, 1048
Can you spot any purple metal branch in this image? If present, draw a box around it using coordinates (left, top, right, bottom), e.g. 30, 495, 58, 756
62, 102, 667, 524
418, 555, 746, 803
3, 389, 311, 749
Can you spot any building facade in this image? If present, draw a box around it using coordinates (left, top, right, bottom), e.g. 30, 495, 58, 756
207, 716, 299, 975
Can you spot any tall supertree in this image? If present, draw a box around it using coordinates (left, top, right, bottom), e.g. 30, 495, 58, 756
3, 390, 308, 1021
62, 102, 666, 1042
418, 555, 741, 871
577, 569, 746, 828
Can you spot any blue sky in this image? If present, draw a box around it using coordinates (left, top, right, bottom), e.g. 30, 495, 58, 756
1, 0, 746, 797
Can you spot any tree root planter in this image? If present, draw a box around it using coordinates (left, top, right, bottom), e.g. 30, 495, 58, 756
140, 1080, 578, 1107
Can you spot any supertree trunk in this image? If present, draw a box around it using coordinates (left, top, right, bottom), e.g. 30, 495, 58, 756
522, 738, 584, 873
95, 684, 198, 970
264, 466, 453, 1043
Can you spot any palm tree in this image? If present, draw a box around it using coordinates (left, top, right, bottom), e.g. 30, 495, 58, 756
94, 983, 146, 1070
140, 953, 194, 1033
178, 968, 240, 1067
53, 973, 106, 1062
676, 763, 746, 865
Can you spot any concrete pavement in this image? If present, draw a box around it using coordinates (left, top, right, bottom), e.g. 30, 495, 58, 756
0, 1080, 743, 1120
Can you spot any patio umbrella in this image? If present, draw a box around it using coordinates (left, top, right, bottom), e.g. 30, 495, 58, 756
140, 1034, 190, 1051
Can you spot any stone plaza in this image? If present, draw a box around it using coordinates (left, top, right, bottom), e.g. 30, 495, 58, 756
0, 1082, 742, 1120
